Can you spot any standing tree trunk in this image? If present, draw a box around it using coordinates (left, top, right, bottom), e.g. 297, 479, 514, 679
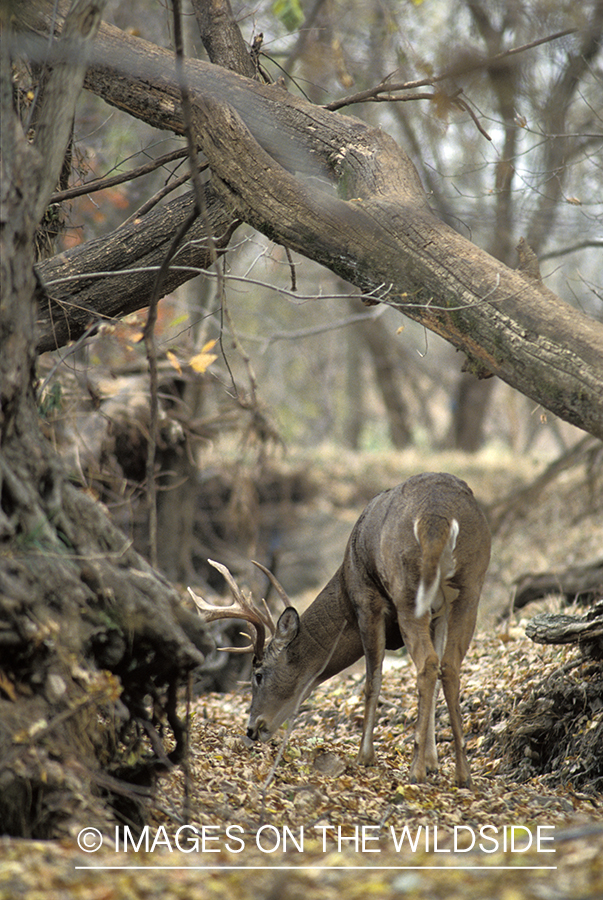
450, 373, 495, 453
446, 0, 603, 451
361, 313, 412, 449
0, 2, 209, 839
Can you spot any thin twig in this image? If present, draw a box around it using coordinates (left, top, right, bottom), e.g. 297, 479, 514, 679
49, 148, 189, 204
540, 240, 603, 262
284, 246, 297, 291
121, 164, 206, 226
37, 321, 100, 395
221, 290, 259, 405
325, 28, 577, 112
183, 670, 193, 825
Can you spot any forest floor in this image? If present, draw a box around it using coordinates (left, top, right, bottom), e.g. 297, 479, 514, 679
1, 443, 603, 899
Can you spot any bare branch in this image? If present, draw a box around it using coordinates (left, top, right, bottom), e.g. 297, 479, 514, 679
324, 28, 577, 113
540, 240, 603, 262
121, 167, 196, 225
49, 147, 189, 204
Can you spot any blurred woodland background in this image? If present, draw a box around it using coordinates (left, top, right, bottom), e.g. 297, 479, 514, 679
36, 0, 603, 586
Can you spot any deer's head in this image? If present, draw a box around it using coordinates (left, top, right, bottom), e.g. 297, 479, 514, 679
189, 561, 313, 743
246, 605, 313, 741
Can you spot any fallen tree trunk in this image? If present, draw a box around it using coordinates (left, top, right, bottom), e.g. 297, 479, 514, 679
514, 560, 603, 611
36, 188, 238, 354
525, 601, 603, 659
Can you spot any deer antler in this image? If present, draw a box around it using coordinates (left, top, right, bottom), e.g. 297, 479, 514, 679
252, 560, 293, 609
188, 559, 276, 659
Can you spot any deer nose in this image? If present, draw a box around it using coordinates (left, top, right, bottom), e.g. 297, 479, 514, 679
247, 716, 269, 742
247, 720, 261, 741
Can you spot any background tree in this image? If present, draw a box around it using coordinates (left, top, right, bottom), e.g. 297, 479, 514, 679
31, 0, 603, 454
27, 0, 603, 581
274, 0, 603, 449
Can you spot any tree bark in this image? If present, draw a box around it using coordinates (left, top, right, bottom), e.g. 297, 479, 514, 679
1, 1, 212, 838
191, 0, 258, 78
525, 602, 603, 659
36, 188, 237, 354
16, 11, 603, 440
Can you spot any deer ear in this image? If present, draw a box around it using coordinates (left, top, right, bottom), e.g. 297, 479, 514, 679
272, 607, 300, 649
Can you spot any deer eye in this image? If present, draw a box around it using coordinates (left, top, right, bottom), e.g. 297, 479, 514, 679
253, 671, 263, 687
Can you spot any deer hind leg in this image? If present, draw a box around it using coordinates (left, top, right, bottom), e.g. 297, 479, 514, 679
439, 593, 479, 788
423, 613, 448, 773
355, 605, 387, 766
402, 616, 440, 783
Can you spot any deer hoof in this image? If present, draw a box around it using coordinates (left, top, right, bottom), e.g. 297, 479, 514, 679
455, 772, 473, 789
355, 749, 375, 766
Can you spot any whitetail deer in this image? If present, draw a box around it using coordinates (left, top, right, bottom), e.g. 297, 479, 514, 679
190, 473, 491, 787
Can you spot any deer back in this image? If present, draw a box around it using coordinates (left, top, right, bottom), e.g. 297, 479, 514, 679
342, 472, 491, 620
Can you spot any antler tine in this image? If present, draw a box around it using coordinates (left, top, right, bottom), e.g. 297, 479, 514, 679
187, 559, 277, 659
252, 560, 293, 610
208, 560, 276, 635
187, 584, 261, 656
210, 636, 257, 655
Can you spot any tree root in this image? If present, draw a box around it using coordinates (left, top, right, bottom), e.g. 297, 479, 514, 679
0, 437, 211, 838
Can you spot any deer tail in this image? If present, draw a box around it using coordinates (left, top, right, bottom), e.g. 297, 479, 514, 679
414, 517, 459, 618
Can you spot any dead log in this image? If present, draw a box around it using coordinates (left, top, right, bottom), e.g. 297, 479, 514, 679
525, 600, 603, 659
488, 435, 601, 533
513, 558, 603, 610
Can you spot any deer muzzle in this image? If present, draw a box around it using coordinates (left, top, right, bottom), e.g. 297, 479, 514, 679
246, 718, 272, 743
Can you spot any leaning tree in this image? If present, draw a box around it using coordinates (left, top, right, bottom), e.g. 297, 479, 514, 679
2, 0, 603, 836
24, 0, 603, 438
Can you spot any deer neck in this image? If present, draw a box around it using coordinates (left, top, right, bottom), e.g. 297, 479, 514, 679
298, 570, 364, 684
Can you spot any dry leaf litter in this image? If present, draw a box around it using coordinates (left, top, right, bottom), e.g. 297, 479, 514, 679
2, 446, 603, 898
